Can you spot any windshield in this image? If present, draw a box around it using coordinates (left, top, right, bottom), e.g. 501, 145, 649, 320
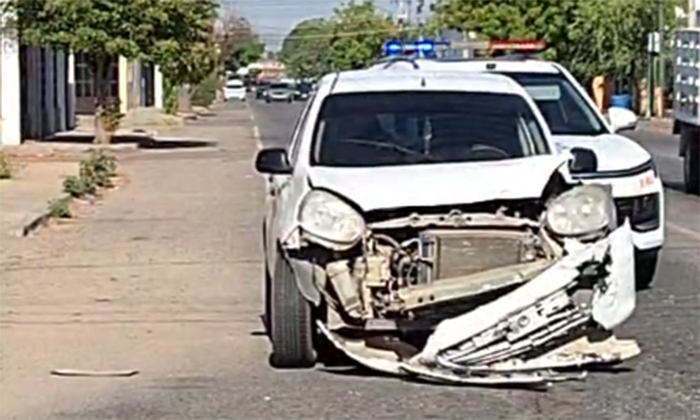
311, 91, 549, 168
500, 72, 608, 136
270, 83, 289, 90
226, 80, 243, 88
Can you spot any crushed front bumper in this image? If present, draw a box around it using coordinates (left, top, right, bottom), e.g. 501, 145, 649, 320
318, 221, 640, 387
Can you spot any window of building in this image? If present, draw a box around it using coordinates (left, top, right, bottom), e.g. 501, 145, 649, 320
74, 53, 119, 98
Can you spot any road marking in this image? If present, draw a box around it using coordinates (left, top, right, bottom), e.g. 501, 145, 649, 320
667, 221, 700, 241
253, 125, 263, 150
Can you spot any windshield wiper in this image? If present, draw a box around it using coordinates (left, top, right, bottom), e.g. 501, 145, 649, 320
341, 138, 436, 162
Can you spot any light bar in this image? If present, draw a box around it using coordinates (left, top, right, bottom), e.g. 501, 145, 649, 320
489, 40, 546, 51
383, 39, 449, 55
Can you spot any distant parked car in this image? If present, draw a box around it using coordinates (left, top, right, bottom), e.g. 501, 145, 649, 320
265, 82, 295, 103
224, 79, 246, 102
293, 82, 312, 101
256, 82, 271, 100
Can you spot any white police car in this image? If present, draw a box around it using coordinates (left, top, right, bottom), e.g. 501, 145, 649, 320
405, 58, 664, 289
255, 61, 640, 385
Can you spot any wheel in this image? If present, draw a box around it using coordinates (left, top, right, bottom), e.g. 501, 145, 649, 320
635, 249, 660, 290
682, 127, 699, 195
269, 251, 316, 368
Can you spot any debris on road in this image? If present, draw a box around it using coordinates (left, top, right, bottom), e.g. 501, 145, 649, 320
50, 369, 139, 378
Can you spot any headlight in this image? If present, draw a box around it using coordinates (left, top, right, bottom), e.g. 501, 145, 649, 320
298, 189, 365, 248
545, 185, 616, 238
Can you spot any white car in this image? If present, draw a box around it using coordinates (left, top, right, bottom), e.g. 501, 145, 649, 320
403, 58, 664, 289
224, 79, 246, 102
255, 62, 640, 386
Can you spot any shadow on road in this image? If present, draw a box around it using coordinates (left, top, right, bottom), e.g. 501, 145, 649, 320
47, 133, 218, 149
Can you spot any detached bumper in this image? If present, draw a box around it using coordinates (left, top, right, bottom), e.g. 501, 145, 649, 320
319, 221, 639, 387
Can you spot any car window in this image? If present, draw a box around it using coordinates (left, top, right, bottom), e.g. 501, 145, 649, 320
226, 80, 243, 88
271, 83, 288, 89
288, 98, 314, 165
311, 91, 549, 168
501, 72, 608, 136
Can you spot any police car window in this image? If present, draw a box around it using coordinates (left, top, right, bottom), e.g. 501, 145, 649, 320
311, 91, 549, 168
503, 72, 607, 136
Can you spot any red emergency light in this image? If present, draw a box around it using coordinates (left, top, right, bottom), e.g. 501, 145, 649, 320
488, 40, 546, 52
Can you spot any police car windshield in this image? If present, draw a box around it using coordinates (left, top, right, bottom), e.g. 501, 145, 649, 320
311, 91, 550, 168
501, 72, 608, 136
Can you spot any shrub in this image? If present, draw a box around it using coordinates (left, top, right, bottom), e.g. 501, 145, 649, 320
62, 150, 118, 198
0, 152, 11, 179
191, 73, 219, 108
101, 97, 124, 133
47, 197, 72, 219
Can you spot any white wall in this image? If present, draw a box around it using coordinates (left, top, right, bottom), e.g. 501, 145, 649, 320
1, 19, 21, 145
154, 65, 163, 109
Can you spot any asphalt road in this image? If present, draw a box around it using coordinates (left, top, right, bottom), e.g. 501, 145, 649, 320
2, 99, 697, 420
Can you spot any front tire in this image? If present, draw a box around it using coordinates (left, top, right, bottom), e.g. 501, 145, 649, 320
269, 251, 316, 368
683, 131, 699, 195
635, 249, 660, 290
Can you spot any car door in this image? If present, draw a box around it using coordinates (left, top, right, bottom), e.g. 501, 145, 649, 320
264, 99, 314, 266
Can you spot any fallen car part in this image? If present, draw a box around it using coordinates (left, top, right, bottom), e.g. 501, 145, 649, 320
317, 221, 639, 387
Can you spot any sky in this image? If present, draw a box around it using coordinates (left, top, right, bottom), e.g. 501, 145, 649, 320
222, 0, 425, 51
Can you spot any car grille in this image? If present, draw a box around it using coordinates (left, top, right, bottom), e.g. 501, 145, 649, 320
615, 193, 660, 232
418, 229, 538, 283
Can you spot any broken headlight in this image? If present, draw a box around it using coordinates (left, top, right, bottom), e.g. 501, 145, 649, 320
545, 184, 616, 238
298, 189, 365, 249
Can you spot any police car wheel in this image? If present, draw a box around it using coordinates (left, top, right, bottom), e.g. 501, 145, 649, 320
635, 249, 659, 290
683, 139, 699, 195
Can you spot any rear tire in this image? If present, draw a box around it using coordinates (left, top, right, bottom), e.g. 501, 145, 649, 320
682, 128, 699, 195
635, 249, 659, 290
269, 251, 316, 369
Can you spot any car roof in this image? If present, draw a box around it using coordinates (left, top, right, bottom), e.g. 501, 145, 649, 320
317, 63, 532, 97
411, 58, 562, 74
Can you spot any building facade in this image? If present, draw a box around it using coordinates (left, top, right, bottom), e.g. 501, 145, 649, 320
73, 54, 163, 115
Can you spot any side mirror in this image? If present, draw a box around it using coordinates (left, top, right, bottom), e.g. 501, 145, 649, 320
569, 147, 598, 174
607, 107, 638, 133
255, 148, 292, 175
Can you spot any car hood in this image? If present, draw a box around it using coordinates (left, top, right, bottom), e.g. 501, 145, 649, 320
307, 155, 568, 212
552, 134, 651, 172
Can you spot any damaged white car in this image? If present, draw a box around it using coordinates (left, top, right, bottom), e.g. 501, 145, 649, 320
255, 64, 640, 387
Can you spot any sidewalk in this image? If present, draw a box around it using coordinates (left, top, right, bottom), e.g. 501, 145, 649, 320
0, 103, 261, 419
637, 117, 674, 135
0, 145, 82, 238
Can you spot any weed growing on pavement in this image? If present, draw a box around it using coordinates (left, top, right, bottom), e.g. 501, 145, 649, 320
0, 152, 12, 179
62, 150, 118, 198
47, 197, 72, 219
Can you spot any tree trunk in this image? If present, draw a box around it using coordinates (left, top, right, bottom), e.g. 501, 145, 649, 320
177, 84, 192, 114
92, 53, 109, 144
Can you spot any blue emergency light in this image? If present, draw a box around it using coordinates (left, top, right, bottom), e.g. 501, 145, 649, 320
383, 39, 446, 57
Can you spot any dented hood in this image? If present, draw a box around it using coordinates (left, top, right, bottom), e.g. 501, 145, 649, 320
307, 155, 568, 212
553, 134, 651, 172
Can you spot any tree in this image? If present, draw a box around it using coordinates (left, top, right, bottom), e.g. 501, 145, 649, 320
280, 1, 402, 77
280, 18, 333, 78
5, 0, 218, 142
328, 1, 400, 70
217, 15, 264, 72
428, 0, 683, 87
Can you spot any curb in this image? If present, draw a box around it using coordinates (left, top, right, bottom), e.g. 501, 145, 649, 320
16, 193, 72, 237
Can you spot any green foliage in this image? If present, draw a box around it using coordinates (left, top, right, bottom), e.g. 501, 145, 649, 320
101, 97, 124, 133
0, 152, 12, 180
280, 1, 403, 77
429, 0, 684, 85
280, 18, 334, 78
163, 76, 179, 115
62, 150, 117, 198
5, 0, 219, 140
191, 73, 219, 108
225, 39, 265, 72
47, 196, 72, 219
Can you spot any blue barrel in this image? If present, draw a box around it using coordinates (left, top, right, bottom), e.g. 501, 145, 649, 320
610, 94, 632, 109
